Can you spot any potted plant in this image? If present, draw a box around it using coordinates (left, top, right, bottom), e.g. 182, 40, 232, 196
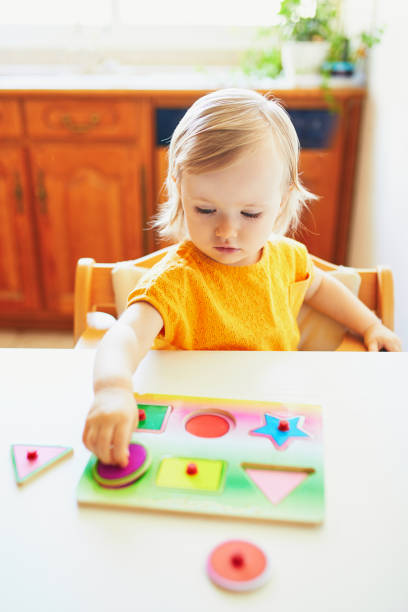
241, 0, 382, 86
279, 0, 337, 84
322, 29, 383, 79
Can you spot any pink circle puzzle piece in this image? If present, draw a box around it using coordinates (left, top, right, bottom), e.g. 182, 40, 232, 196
207, 540, 271, 592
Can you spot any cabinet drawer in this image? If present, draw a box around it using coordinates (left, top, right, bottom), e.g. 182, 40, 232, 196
25, 99, 142, 139
0, 100, 23, 138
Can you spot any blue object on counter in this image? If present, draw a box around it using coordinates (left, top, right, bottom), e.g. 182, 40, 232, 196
323, 60, 355, 76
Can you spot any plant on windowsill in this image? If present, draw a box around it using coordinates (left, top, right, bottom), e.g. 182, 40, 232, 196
322, 29, 383, 79
241, 0, 382, 90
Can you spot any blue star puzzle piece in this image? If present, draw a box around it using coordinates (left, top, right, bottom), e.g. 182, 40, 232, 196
251, 414, 309, 448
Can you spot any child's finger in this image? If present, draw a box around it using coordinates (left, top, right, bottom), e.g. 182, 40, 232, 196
82, 422, 91, 449
367, 339, 379, 351
96, 425, 116, 465
132, 408, 140, 430
83, 423, 97, 454
384, 338, 402, 352
112, 423, 132, 467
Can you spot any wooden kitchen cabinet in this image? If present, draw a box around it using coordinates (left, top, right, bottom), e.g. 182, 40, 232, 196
0, 95, 153, 327
29, 143, 146, 315
296, 149, 342, 258
0, 88, 364, 329
0, 145, 41, 312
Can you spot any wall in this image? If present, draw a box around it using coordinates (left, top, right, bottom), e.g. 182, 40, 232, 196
348, 0, 408, 348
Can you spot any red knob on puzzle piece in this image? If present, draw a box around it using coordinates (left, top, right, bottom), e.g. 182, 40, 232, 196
186, 462, 198, 475
278, 419, 290, 432
231, 553, 245, 568
207, 540, 270, 592
27, 450, 38, 461
138, 409, 146, 421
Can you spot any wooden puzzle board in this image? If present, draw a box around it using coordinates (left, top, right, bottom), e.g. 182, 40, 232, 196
77, 393, 325, 524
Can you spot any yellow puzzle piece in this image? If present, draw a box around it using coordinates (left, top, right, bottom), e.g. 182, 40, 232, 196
156, 457, 225, 492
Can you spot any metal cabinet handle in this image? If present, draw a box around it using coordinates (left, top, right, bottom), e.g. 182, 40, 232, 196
14, 172, 24, 213
37, 170, 47, 215
61, 113, 100, 134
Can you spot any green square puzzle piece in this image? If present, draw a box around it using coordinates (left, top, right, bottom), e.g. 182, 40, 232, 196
156, 457, 225, 492
137, 403, 170, 432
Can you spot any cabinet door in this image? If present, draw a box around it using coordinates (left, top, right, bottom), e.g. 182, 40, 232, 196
294, 150, 341, 260
30, 144, 147, 315
0, 146, 41, 312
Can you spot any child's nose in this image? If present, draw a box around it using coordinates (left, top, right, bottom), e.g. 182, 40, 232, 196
215, 218, 238, 239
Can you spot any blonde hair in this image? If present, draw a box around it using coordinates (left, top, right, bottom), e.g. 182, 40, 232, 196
152, 88, 316, 242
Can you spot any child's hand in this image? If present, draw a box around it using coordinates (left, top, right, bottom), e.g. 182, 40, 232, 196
82, 387, 139, 467
363, 321, 402, 352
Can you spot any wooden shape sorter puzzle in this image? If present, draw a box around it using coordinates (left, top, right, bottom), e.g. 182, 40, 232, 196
77, 394, 325, 525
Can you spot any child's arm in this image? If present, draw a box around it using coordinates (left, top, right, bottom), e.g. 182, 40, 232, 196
304, 267, 402, 351
82, 302, 164, 467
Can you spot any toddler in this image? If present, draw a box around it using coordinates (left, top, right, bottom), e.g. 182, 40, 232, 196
83, 88, 401, 467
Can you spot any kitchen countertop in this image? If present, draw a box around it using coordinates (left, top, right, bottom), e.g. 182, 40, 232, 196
0, 64, 366, 91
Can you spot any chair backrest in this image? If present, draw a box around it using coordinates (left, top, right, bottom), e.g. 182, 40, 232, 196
74, 247, 394, 344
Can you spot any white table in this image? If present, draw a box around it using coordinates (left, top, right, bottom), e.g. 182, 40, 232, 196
1, 349, 407, 612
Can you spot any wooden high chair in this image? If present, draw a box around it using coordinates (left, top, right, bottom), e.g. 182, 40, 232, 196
73, 248, 394, 351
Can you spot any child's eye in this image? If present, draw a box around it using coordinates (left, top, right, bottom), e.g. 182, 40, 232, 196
195, 207, 216, 215
241, 211, 262, 219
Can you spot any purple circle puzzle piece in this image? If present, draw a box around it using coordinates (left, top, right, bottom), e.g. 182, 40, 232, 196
97, 444, 147, 479
93, 443, 150, 488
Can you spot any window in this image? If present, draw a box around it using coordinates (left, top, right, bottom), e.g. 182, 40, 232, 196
0, 0, 283, 66
118, 0, 281, 26
0, 1, 112, 26
0, 0, 282, 27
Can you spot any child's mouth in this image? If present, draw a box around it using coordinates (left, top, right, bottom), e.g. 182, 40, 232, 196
214, 246, 240, 253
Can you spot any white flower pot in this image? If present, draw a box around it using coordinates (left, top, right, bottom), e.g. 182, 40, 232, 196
282, 41, 330, 85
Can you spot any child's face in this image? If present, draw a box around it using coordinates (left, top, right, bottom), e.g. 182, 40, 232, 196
180, 137, 287, 266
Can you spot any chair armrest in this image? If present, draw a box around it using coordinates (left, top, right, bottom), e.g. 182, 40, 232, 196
377, 266, 394, 330
74, 328, 108, 349
336, 332, 367, 351
74, 311, 116, 350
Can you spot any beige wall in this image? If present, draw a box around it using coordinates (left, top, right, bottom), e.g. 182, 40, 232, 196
348, 0, 408, 348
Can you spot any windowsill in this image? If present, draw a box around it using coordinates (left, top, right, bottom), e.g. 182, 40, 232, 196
0, 25, 367, 91
0, 65, 366, 91
0, 64, 276, 90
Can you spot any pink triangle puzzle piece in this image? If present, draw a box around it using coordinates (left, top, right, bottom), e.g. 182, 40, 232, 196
245, 468, 309, 505
11, 444, 73, 486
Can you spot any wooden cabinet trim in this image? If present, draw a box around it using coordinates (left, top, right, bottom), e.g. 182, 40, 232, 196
0, 99, 24, 138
